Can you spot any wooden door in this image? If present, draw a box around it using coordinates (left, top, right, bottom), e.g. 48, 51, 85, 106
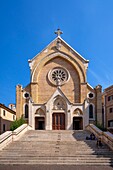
52, 113, 65, 130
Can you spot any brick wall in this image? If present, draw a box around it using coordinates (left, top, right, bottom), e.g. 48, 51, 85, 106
35, 57, 80, 103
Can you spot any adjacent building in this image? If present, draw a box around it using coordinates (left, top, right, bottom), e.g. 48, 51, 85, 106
103, 85, 113, 133
0, 103, 16, 134
16, 29, 103, 130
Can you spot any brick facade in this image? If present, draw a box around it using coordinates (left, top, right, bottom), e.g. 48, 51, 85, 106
16, 33, 102, 130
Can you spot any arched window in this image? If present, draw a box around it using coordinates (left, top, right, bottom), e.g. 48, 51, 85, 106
25, 104, 28, 118
89, 104, 93, 119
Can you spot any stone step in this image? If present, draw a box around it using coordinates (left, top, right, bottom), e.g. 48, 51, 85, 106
0, 159, 113, 166
3, 141, 108, 147
0, 155, 113, 160
0, 130, 113, 166
0, 152, 113, 157
1, 151, 112, 156
1, 146, 111, 151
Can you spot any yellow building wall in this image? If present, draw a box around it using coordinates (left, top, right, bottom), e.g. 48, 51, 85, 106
0, 107, 16, 134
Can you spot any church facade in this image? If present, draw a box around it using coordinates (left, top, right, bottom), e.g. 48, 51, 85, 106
16, 29, 102, 130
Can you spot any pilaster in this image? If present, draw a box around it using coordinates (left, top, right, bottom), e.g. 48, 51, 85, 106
30, 82, 38, 103
81, 83, 87, 103
16, 85, 23, 119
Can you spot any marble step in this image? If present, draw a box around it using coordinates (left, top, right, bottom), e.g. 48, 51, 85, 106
0, 155, 113, 159
0, 130, 112, 166
0, 159, 113, 166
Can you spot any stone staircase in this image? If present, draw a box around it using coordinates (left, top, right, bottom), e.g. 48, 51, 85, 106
0, 130, 113, 165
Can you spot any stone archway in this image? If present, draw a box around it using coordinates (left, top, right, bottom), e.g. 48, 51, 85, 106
52, 96, 66, 130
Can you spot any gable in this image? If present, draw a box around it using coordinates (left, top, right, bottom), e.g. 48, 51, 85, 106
29, 38, 88, 84
28, 36, 89, 75
46, 87, 71, 105
29, 36, 89, 62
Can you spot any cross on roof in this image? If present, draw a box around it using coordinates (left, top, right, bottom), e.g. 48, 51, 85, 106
55, 28, 63, 37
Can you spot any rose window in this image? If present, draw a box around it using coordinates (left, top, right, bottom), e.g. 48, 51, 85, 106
48, 67, 69, 86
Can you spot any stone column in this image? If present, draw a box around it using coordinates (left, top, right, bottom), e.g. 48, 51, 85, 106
83, 99, 89, 129
66, 110, 71, 130
29, 99, 35, 129
45, 109, 51, 130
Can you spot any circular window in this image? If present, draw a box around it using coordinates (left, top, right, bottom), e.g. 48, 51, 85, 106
23, 92, 30, 99
88, 92, 95, 99
48, 67, 70, 86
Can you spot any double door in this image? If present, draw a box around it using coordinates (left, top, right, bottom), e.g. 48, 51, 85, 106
52, 113, 65, 130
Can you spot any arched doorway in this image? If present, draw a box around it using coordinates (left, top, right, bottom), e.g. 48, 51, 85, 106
52, 113, 65, 130
35, 108, 45, 130
52, 96, 66, 130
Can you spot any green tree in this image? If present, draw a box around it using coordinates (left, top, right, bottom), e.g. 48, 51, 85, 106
10, 117, 25, 131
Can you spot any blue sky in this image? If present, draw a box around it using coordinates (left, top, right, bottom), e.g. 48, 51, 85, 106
0, 0, 113, 106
